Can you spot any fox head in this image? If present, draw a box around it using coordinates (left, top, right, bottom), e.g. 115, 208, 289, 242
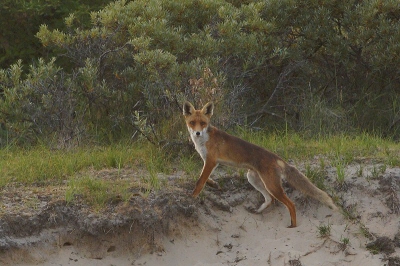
183, 101, 213, 138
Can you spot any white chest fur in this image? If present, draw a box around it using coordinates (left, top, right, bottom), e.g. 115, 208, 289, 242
188, 127, 209, 161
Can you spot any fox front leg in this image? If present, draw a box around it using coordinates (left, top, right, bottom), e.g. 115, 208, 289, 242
192, 159, 218, 197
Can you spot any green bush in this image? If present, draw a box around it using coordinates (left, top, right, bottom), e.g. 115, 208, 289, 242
1, 0, 400, 147
0, 59, 87, 146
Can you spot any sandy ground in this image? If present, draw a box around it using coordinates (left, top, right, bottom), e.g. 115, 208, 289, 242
2, 161, 400, 266
13, 201, 386, 266
134, 205, 382, 266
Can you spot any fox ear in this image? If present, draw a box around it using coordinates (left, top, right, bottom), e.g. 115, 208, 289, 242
201, 102, 214, 117
183, 101, 195, 116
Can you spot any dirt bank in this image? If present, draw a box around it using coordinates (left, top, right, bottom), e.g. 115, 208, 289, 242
1, 159, 399, 265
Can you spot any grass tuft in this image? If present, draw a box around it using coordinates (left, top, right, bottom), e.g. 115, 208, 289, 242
65, 175, 131, 210
317, 223, 331, 238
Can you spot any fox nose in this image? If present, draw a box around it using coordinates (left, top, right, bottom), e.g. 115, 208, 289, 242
196, 132, 200, 136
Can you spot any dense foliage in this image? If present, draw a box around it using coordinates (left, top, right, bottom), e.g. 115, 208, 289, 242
0, 0, 111, 68
1, 0, 399, 147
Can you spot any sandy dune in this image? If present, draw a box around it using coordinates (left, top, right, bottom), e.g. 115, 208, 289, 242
1, 162, 399, 265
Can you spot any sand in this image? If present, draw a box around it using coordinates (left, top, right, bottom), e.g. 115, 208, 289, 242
1, 162, 399, 266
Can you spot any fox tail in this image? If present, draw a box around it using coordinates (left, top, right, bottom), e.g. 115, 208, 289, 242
284, 164, 338, 211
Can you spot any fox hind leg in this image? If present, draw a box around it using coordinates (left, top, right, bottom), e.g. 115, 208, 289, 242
260, 169, 297, 228
247, 170, 274, 213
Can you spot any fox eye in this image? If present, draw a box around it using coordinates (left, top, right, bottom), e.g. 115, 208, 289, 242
189, 121, 195, 126
200, 122, 206, 126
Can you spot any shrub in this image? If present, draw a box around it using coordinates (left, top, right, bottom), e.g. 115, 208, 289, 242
0, 59, 85, 146
1, 0, 400, 147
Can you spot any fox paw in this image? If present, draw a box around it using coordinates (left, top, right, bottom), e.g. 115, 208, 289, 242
206, 181, 221, 190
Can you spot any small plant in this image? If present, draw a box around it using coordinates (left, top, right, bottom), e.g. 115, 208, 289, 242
357, 164, 363, 177
340, 236, 350, 246
238, 169, 247, 179
335, 161, 346, 185
370, 164, 386, 179
379, 164, 387, 175
65, 180, 79, 204
317, 223, 331, 238
332, 154, 347, 187
142, 148, 172, 192
149, 171, 161, 191
359, 224, 374, 240
143, 166, 161, 193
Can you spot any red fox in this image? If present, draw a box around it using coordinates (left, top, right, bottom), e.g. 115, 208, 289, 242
183, 101, 338, 228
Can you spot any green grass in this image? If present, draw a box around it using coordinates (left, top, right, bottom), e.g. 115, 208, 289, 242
179, 153, 203, 178
1, 132, 399, 209
334, 160, 346, 185
65, 175, 132, 210
236, 129, 400, 163
0, 143, 136, 187
317, 223, 332, 238
340, 236, 351, 250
